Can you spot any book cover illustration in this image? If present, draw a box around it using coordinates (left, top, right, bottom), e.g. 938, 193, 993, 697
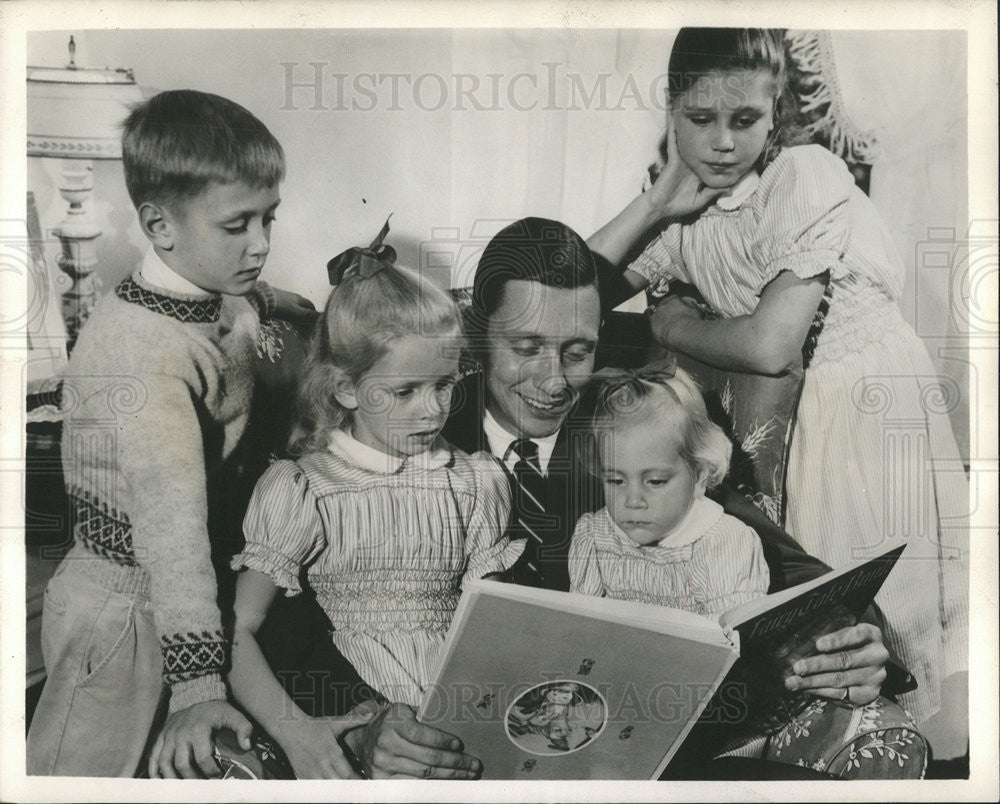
419, 582, 738, 780
505, 680, 606, 756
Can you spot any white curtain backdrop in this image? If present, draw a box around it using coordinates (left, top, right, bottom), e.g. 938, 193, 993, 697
29, 29, 668, 300
26, 28, 969, 454
825, 30, 970, 457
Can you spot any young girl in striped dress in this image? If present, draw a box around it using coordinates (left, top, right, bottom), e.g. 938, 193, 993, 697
227, 238, 518, 778
589, 27, 968, 726
570, 364, 770, 617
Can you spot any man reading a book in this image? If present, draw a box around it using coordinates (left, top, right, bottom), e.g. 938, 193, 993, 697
259, 217, 905, 780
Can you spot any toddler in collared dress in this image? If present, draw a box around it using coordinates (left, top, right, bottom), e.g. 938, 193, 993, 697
227, 236, 520, 778
570, 365, 779, 764
570, 365, 770, 618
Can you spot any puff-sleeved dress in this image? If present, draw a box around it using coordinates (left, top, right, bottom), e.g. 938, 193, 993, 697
233, 429, 520, 707
628, 144, 968, 723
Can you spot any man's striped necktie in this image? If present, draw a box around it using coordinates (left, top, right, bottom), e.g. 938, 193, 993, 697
507, 438, 549, 574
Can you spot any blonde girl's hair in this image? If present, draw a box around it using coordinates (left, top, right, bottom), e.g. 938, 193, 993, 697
590, 364, 732, 488
663, 27, 810, 172
287, 264, 462, 457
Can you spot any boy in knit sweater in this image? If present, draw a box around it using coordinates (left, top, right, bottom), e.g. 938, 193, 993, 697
26, 90, 302, 778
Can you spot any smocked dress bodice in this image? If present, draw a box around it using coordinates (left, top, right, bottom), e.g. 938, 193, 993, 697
569, 498, 769, 621
234, 430, 519, 706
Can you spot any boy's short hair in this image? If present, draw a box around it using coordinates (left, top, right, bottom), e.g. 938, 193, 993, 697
122, 89, 285, 210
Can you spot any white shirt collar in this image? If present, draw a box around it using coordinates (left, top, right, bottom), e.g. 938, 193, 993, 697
482, 407, 558, 475
714, 171, 761, 211
140, 248, 213, 297
327, 427, 452, 474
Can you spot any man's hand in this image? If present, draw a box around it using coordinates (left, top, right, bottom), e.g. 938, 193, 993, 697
342, 702, 482, 780
148, 700, 253, 779
782, 622, 889, 706
272, 287, 319, 323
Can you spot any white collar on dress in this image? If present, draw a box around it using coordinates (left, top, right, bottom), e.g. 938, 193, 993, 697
714, 171, 761, 211
612, 495, 724, 551
482, 407, 559, 474
140, 248, 213, 297
656, 495, 724, 548
327, 427, 453, 474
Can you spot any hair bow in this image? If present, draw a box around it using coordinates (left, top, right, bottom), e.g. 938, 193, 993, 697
591, 354, 678, 387
588, 355, 680, 429
326, 215, 397, 286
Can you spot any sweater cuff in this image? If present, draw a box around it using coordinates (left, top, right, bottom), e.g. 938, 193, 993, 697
246, 281, 277, 321
168, 673, 228, 714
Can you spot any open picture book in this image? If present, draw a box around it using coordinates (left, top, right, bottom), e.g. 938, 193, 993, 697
417, 542, 905, 780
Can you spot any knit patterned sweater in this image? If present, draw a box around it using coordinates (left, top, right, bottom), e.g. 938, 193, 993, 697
59, 271, 271, 713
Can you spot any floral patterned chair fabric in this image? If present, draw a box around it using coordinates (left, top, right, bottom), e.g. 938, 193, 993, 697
672, 351, 803, 528
718, 696, 927, 779
212, 698, 926, 779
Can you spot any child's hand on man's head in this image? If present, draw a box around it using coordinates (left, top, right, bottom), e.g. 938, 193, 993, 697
148, 700, 253, 779
271, 287, 319, 323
